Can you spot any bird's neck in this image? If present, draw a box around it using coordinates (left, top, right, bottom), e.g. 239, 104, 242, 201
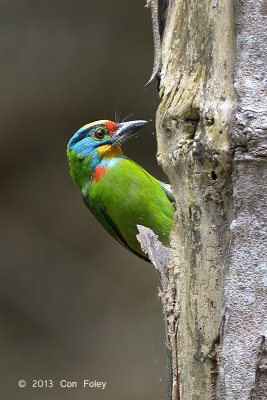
67, 146, 124, 188
97, 144, 123, 160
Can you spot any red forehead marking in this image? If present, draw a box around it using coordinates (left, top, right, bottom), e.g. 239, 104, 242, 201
92, 165, 107, 182
104, 121, 118, 135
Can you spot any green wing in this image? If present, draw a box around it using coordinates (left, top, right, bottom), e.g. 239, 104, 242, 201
82, 158, 173, 260
83, 196, 150, 262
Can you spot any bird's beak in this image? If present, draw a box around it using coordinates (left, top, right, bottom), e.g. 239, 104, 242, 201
111, 120, 148, 146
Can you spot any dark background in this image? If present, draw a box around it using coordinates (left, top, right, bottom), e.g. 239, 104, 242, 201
0, 1, 168, 399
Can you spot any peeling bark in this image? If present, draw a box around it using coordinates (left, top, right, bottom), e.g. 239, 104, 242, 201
136, 225, 170, 291
136, 225, 179, 399
147, 0, 267, 399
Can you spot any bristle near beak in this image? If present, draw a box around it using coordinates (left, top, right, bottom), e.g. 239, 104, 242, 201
110, 120, 148, 145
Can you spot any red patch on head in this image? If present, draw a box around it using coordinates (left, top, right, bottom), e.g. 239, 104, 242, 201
92, 165, 107, 182
104, 121, 118, 135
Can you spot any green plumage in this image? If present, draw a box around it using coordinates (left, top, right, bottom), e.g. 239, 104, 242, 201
86, 159, 173, 259
67, 119, 174, 262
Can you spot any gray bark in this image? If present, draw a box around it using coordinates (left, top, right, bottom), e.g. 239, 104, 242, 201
143, 0, 267, 398
219, 0, 267, 398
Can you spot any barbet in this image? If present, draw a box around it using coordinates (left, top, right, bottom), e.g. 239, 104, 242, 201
67, 120, 174, 262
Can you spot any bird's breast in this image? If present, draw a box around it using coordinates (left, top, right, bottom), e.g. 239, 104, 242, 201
91, 164, 107, 182
91, 156, 125, 182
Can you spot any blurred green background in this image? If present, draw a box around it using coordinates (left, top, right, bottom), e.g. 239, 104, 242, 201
0, 1, 168, 399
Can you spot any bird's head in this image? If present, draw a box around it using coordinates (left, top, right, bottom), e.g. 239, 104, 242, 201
67, 119, 148, 160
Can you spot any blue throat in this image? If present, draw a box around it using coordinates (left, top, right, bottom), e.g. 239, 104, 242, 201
100, 156, 124, 168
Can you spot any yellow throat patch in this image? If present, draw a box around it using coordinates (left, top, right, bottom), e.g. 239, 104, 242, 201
98, 144, 123, 159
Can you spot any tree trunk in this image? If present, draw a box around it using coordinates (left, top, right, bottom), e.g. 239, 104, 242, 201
154, 0, 267, 399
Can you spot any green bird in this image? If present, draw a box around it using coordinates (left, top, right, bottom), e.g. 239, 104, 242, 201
67, 119, 174, 262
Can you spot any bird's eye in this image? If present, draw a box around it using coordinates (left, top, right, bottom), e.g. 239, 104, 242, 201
94, 129, 106, 139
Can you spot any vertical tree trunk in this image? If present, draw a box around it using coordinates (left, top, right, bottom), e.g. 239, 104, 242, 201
154, 0, 267, 399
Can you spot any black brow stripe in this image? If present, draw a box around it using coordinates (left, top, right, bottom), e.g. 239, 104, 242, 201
71, 125, 103, 145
